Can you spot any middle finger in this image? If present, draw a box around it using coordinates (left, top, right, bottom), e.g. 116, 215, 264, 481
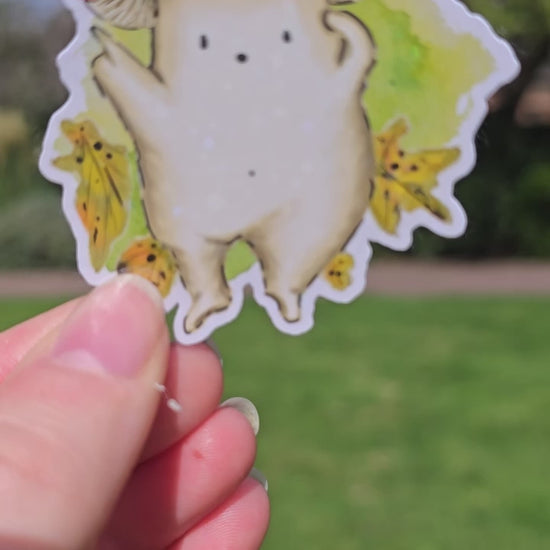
100, 406, 257, 549
140, 342, 224, 461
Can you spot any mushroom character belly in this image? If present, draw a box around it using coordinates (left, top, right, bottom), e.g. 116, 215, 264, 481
92, 0, 376, 332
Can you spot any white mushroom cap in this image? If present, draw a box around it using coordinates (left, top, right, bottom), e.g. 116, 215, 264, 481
86, 0, 159, 29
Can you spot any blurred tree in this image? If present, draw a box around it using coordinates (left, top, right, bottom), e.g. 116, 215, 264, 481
463, 0, 550, 123
465, 0, 549, 40
451, 0, 550, 258
0, 2, 74, 268
0, 2, 73, 129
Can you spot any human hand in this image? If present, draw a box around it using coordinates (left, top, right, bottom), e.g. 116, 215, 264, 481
0, 275, 270, 550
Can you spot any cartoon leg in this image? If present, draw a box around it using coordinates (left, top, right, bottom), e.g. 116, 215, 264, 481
258, 245, 302, 323
171, 239, 232, 333
249, 207, 362, 323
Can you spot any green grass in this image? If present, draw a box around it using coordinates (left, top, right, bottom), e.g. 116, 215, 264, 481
2, 296, 550, 548
0, 297, 68, 331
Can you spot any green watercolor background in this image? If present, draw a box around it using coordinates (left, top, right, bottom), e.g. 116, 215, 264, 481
348, 0, 494, 147
68, 0, 496, 278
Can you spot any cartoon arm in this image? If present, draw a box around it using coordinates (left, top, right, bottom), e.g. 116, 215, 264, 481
85, 0, 158, 29
91, 27, 166, 146
324, 10, 377, 91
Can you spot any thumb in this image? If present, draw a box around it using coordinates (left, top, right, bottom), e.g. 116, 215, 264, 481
0, 275, 169, 550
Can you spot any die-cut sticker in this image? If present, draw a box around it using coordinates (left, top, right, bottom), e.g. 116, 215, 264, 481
40, 0, 520, 344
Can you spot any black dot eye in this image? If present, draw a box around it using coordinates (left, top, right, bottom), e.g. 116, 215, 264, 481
200, 35, 209, 49
282, 30, 292, 43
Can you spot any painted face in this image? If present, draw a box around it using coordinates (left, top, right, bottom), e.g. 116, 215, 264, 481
152, 0, 337, 87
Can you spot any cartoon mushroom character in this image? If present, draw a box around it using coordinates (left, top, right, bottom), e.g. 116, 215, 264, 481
89, 0, 377, 333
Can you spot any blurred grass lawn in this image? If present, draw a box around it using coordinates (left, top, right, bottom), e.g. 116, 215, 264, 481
1, 296, 549, 549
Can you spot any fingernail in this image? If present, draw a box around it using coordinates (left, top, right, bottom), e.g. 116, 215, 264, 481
221, 397, 260, 436
52, 274, 165, 377
250, 467, 269, 492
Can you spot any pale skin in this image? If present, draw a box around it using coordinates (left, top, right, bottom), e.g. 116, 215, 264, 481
0, 275, 270, 550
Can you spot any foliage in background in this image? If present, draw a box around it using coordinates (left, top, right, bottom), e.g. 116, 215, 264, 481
464, 0, 549, 44
0, 0, 549, 268
0, 191, 75, 268
0, 2, 72, 125
406, 110, 550, 258
0, 2, 75, 268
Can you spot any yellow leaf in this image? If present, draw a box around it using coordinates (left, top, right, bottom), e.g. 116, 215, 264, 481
384, 147, 460, 188
370, 176, 402, 234
371, 118, 459, 234
374, 118, 409, 170
324, 253, 355, 291
53, 120, 131, 271
117, 237, 177, 297
399, 182, 452, 222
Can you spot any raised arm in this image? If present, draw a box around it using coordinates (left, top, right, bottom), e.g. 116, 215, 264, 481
91, 27, 166, 147
324, 10, 377, 92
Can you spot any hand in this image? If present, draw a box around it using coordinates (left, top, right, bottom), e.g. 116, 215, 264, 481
0, 275, 270, 550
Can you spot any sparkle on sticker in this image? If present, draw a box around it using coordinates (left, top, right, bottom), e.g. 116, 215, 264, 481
203, 136, 216, 150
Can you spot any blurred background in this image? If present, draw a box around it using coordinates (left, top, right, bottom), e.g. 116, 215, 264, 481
0, 0, 549, 266
0, 1, 549, 548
